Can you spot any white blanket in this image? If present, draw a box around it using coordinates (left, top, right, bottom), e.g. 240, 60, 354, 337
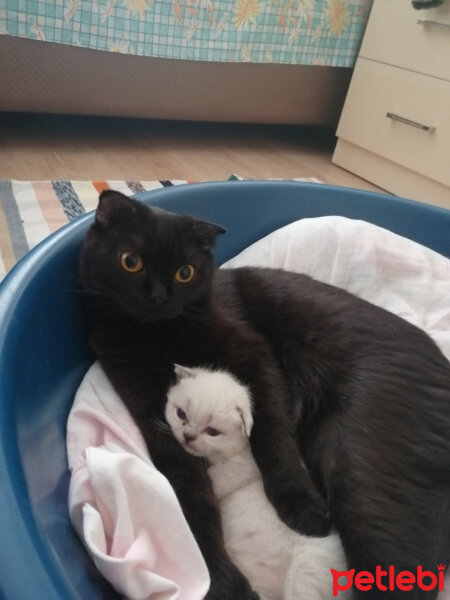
67, 216, 450, 600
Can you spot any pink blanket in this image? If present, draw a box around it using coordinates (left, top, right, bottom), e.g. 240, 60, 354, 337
67, 363, 210, 600
67, 216, 450, 599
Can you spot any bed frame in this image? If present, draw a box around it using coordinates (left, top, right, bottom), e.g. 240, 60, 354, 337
0, 36, 352, 126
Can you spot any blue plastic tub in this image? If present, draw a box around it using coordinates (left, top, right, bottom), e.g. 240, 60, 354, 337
0, 181, 449, 600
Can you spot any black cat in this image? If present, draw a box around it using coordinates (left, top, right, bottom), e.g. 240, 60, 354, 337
80, 190, 450, 599
80, 191, 328, 599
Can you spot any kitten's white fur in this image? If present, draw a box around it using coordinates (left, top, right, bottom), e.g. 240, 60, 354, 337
166, 365, 349, 600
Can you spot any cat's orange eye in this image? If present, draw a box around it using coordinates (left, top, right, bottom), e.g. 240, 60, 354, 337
120, 252, 143, 273
174, 265, 195, 283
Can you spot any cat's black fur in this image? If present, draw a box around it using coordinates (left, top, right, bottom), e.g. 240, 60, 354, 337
80, 191, 450, 599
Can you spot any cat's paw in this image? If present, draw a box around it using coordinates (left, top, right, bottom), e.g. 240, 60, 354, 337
205, 562, 260, 600
207, 585, 259, 600
289, 502, 331, 537
206, 582, 259, 600
277, 492, 331, 537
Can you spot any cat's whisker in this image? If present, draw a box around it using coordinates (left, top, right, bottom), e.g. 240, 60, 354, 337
77, 284, 143, 312
152, 417, 171, 435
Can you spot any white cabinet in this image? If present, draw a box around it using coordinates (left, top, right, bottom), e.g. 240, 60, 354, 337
332, 0, 450, 209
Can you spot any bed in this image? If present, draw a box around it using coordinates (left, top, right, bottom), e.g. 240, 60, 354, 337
0, 1, 373, 125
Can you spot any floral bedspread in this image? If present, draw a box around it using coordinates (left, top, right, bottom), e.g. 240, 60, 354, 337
0, 0, 372, 66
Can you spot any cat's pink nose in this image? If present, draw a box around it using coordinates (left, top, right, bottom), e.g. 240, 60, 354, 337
183, 432, 197, 443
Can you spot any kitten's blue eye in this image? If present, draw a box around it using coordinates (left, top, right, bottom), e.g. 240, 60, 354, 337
177, 408, 187, 420
205, 427, 221, 437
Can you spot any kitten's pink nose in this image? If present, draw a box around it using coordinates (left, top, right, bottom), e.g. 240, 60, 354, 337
183, 432, 197, 443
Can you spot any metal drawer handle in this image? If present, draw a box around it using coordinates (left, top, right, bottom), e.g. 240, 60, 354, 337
417, 18, 450, 30
386, 112, 435, 133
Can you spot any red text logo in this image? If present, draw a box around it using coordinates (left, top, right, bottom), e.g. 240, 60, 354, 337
331, 564, 446, 597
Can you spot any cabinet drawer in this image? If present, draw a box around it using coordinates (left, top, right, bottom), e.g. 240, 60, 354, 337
336, 58, 450, 187
360, 0, 450, 81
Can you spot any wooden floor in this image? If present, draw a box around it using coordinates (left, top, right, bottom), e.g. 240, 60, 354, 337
0, 112, 383, 192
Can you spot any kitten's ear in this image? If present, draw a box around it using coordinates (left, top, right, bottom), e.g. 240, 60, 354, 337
236, 404, 253, 438
174, 364, 196, 382
190, 219, 226, 251
95, 190, 136, 226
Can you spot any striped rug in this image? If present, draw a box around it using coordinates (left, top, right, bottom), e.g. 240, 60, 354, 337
0, 177, 321, 280
0, 179, 193, 279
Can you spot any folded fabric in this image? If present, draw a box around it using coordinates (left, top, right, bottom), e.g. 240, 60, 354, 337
67, 216, 450, 600
67, 362, 210, 600
223, 216, 450, 359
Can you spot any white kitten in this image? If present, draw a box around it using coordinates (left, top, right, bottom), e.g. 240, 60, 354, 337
165, 365, 349, 600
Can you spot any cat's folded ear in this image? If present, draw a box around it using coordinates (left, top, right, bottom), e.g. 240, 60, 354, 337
95, 190, 137, 226
174, 364, 197, 382
190, 219, 226, 251
236, 404, 253, 438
